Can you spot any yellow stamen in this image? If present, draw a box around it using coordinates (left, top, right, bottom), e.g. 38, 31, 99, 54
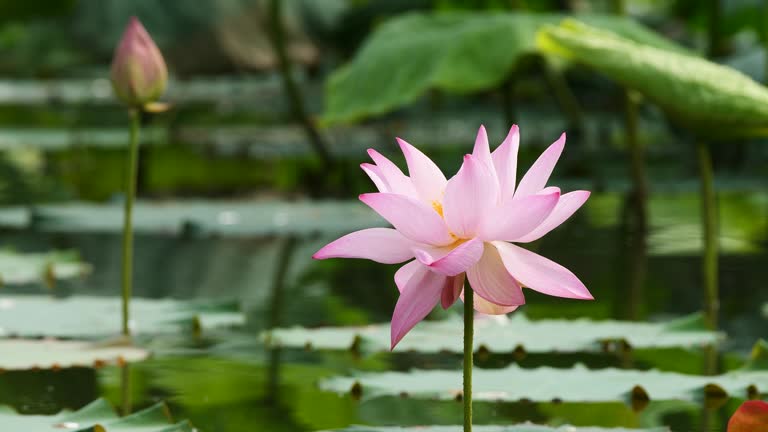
432, 201, 444, 217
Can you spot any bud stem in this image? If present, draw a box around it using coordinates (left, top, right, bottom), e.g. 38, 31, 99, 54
463, 285, 474, 432
121, 109, 141, 337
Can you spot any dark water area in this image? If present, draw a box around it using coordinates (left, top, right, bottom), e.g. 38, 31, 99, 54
0, 189, 765, 431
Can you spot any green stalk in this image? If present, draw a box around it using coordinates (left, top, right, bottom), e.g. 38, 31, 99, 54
625, 91, 647, 230
267, 0, 332, 169
696, 141, 719, 330
540, 57, 583, 132
463, 285, 474, 432
500, 76, 516, 126
764, 0, 768, 83
706, 0, 723, 58
121, 109, 140, 337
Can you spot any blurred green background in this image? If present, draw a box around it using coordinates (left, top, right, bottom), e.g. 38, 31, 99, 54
1, 0, 768, 431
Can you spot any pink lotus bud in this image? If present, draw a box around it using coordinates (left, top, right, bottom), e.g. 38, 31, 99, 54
728, 400, 768, 432
110, 17, 168, 108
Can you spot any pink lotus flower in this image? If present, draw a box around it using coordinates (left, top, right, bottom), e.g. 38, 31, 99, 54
728, 400, 768, 432
111, 17, 168, 108
314, 126, 593, 348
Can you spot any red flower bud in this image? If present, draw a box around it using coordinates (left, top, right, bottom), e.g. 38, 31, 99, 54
110, 17, 168, 108
728, 400, 768, 432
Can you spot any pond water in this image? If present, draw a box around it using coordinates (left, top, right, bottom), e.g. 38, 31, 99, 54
0, 189, 766, 431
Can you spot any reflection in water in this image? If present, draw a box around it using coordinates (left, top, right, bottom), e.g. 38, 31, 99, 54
266, 236, 298, 405
696, 141, 720, 331
120, 363, 132, 416
1, 191, 766, 430
618, 188, 647, 322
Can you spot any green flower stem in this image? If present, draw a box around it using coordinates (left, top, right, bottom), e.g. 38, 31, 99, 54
463, 285, 474, 432
541, 57, 583, 131
121, 109, 140, 337
696, 140, 718, 330
764, 0, 768, 83
500, 76, 516, 127
706, 0, 723, 58
268, 0, 332, 169
625, 90, 648, 228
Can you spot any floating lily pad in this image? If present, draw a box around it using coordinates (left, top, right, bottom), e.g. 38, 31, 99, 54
0, 295, 244, 338
0, 339, 148, 370
0, 250, 90, 286
0, 398, 192, 431
320, 353, 766, 404
268, 313, 721, 354
323, 425, 668, 432
0, 200, 380, 237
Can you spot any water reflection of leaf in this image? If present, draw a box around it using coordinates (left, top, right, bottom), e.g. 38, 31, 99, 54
585, 193, 768, 255
322, 424, 668, 431
100, 355, 362, 431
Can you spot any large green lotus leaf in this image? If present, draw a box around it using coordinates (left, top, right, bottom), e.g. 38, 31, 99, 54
0, 339, 148, 370
537, 20, 768, 135
0, 200, 380, 237
268, 312, 721, 354
320, 360, 765, 404
323, 12, 689, 125
0, 249, 90, 286
0, 295, 244, 338
0, 398, 192, 431
322, 426, 667, 432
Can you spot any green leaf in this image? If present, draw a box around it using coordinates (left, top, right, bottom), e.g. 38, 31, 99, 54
0, 249, 90, 286
268, 313, 721, 354
321, 426, 668, 432
0, 295, 244, 338
0, 398, 192, 431
320, 353, 767, 404
323, 11, 689, 125
536, 20, 768, 136
0, 338, 148, 370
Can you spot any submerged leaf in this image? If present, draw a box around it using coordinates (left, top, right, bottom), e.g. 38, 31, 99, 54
537, 20, 768, 136
268, 313, 721, 354
0, 398, 192, 431
323, 12, 688, 125
0, 339, 148, 370
0, 295, 244, 338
